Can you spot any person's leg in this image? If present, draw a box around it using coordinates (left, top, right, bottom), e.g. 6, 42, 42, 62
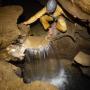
40, 15, 53, 30
56, 16, 67, 32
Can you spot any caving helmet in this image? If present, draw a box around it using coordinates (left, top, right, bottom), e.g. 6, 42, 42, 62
46, 0, 57, 14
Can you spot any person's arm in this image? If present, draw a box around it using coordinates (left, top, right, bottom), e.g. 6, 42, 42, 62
53, 5, 64, 17
23, 7, 46, 25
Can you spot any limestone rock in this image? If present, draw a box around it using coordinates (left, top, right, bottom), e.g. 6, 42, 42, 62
0, 49, 13, 61
57, 0, 90, 20
74, 51, 90, 66
0, 61, 24, 90
0, 5, 23, 49
74, 50, 90, 77
75, 0, 90, 14
6, 44, 25, 60
18, 23, 30, 37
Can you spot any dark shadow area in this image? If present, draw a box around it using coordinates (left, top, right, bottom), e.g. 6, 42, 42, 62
1, 0, 44, 23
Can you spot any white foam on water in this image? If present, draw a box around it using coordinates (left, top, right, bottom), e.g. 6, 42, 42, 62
49, 67, 68, 89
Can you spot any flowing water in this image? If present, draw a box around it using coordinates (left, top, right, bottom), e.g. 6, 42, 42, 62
21, 30, 90, 90
22, 48, 90, 90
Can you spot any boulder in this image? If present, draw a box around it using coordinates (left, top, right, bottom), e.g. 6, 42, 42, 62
74, 51, 90, 66
0, 5, 23, 49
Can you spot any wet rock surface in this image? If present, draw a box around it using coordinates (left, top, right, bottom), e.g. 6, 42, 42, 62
74, 51, 90, 77
74, 0, 90, 14
74, 51, 90, 66
6, 22, 48, 61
